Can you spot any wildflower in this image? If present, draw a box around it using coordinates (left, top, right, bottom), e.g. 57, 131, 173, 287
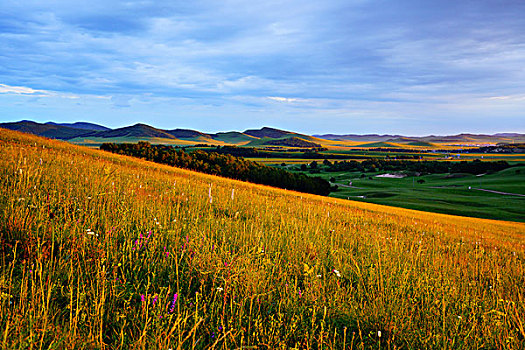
86, 229, 95, 235
378, 330, 381, 338
216, 287, 224, 292
169, 293, 178, 313
316, 274, 322, 278
152, 295, 158, 306
141, 294, 145, 302
333, 269, 341, 277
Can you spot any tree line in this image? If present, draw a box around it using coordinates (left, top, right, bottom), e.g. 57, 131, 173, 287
100, 142, 332, 195
325, 159, 512, 175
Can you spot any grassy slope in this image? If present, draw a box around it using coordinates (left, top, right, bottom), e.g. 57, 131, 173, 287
1, 128, 524, 349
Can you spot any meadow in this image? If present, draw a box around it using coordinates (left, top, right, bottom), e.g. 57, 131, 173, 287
289, 165, 525, 222
1, 128, 524, 349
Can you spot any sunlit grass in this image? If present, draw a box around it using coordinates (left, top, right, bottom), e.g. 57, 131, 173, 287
1, 128, 524, 349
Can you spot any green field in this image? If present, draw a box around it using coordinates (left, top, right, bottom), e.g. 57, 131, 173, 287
289, 165, 525, 222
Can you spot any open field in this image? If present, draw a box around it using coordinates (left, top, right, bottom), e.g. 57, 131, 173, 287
1, 128, 524, 349
289, 165, 525, 222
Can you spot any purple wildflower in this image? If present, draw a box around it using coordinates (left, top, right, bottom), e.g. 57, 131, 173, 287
169, 293, 178, 313
152, 295, 158, 306
141, 294, 145, 302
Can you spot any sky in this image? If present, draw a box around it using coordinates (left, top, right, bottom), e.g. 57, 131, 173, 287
1, 0, 524, 135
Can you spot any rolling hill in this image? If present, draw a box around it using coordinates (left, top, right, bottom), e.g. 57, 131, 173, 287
0, 120, 94, 139
243, 126, 295, 138
46, 121, 110, 131
2, 120, 524, 148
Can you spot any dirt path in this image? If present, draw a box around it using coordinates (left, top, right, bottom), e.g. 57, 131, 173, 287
472, 188, 525, 197
331, 182, 365, 189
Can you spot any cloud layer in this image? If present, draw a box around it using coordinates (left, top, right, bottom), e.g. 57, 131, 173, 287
1, 0, 524, 134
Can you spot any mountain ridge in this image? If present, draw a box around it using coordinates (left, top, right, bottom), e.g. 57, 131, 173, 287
1, 120, 524, 146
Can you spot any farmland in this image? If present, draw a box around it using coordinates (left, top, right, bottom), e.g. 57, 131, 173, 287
1, 128, 524, 349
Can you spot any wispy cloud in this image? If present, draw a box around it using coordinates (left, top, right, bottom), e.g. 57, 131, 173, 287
0, 84, 48, 95
267, 96, 300, 103
487, 94, 525, 102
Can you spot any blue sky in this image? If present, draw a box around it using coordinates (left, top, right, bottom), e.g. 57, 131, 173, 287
1, 0, 524, 135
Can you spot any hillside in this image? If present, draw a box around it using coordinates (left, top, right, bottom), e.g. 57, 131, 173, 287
262, 136, 322, 148
211, 131, 258, 144
0, 120, 94, 139
46, 121, 110, 131
166, 128, 212, 139
1, 127, 524, 348
243, 126, 295, 138
88, 123, 179, 139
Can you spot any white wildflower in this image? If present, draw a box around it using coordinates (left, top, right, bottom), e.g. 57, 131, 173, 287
333, 269, 341, 277
216, 287, 224, 292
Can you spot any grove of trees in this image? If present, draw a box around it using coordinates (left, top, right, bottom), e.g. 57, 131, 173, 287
101, 142, 332, 196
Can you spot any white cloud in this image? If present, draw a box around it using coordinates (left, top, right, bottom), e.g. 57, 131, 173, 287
0, 83, 108, 100
486, 94, 525, 101
267, 96, 300, 103
0, 84, 48, 95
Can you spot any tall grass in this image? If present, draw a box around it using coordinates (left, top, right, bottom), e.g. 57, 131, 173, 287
1, 128, 524, 349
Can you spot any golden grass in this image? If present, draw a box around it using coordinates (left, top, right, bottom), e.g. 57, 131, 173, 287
1, 128, 524, 349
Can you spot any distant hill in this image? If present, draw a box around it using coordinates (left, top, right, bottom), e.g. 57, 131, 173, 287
46, 121, 110, 131
244, 127, 295, 139
211, 132, 258, 143
166, 129, 212, 139
2, 120, 524, 147
262, 136, 322, 148
0, 120, 94, 139
353, 141, 402, 148
90, 123, 178, 139
318, 133, 525, 144
314, 134, 404, 142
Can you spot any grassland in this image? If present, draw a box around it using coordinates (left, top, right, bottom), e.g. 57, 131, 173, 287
1, 128, 524, 349
288, 165, 525, 222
